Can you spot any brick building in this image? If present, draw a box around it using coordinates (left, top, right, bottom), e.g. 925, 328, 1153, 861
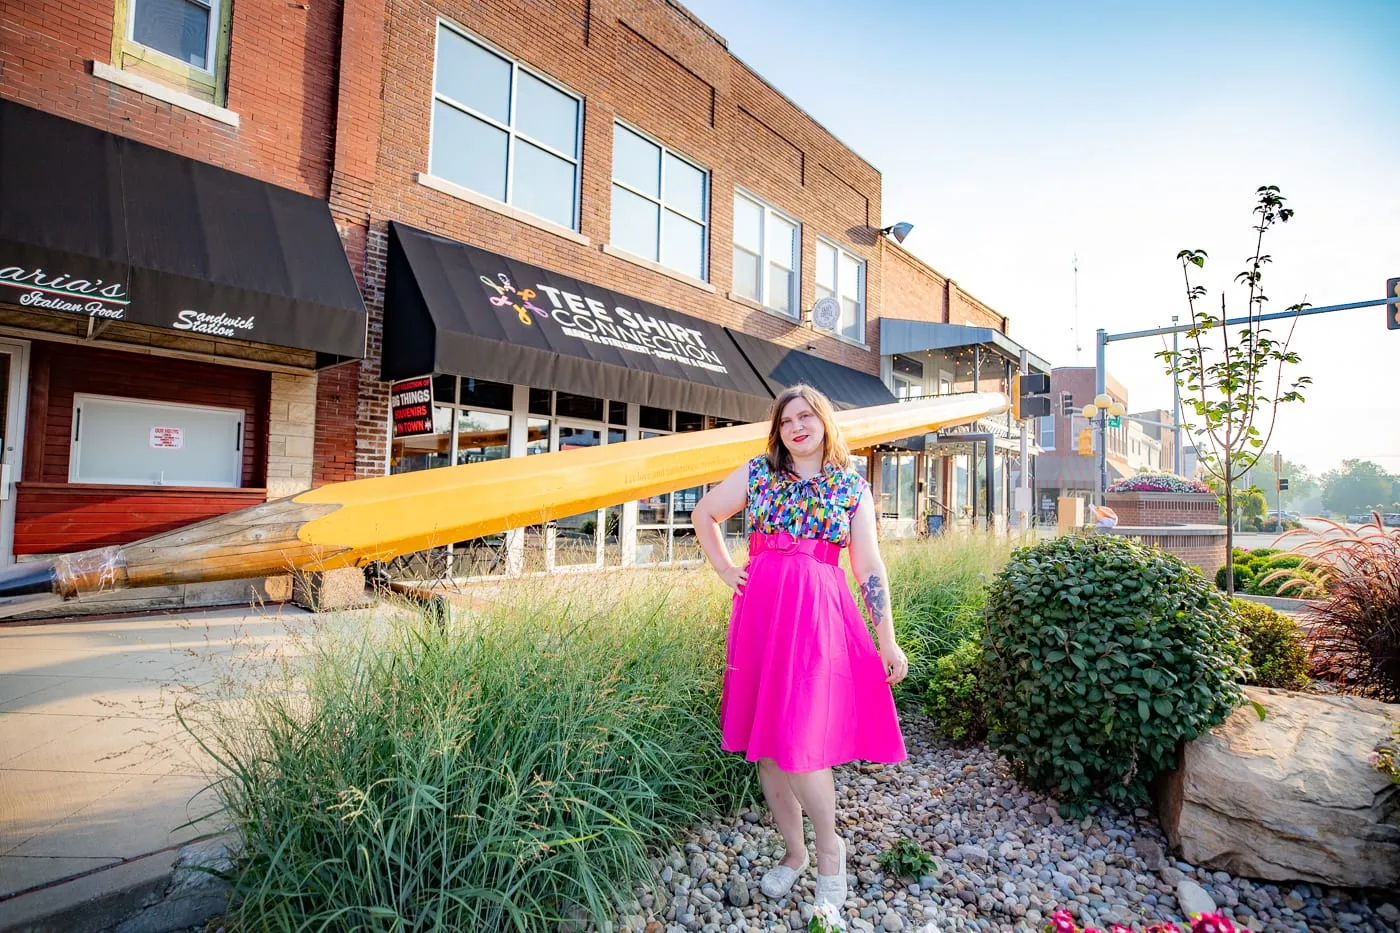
0, 0, 1044, 592
0, 0, 367, 605
1034, 367, 1130, 521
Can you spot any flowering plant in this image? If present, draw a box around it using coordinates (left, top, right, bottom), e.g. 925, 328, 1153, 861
1107, 473, 1212, 494
808, 902, 847, 932
1046, 908, 1241, 933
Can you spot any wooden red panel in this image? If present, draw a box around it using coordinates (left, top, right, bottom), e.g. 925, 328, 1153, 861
26, 342, 270, 487
13, 483, 267, 555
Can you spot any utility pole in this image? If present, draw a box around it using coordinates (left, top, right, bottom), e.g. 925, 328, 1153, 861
1095, 328, 1108, 504
1171, 315, 1183, 476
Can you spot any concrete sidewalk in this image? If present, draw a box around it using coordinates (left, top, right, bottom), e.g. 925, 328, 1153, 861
0, 604, 331, 932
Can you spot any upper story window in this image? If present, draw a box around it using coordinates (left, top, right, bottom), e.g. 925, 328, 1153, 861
816, 238, 865, 343
611, 123, 709, 280
1040, 414, 1055, 449
732, 191, 798, 316
112, 0, 232, 105
430, 22, 582, 231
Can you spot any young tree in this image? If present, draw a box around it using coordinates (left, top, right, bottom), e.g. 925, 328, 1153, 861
1158, 186, 1312, 591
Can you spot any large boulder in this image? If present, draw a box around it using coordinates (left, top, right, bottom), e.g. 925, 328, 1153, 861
1156, 686, 1399, 889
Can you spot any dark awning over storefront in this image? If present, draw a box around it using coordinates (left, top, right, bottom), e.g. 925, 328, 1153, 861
724, 328, 897, 412
384, 222, 774, 422
0, 99, 367, 363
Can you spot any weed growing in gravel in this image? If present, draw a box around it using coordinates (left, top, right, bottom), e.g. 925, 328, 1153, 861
877, 838, 938, 879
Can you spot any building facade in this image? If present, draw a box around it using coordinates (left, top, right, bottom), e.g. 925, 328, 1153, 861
1034, 367, 1131, 522
0, 0, 367, 603
1, 0, 1043, 595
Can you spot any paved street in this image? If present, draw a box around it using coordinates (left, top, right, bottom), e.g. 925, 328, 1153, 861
0, 605, 336, 930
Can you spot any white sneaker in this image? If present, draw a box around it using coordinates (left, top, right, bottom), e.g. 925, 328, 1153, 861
759, 847, 809, 898
813, 836, 848, 909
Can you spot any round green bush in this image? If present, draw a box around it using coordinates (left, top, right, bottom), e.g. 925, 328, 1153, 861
983, 535, 1247, 815
922, 638, 989, 744
1230, 598, 1310, 690
1216, 562, 1254, 592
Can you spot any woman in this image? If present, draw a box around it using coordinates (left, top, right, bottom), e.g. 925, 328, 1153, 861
692, 384, 909, 911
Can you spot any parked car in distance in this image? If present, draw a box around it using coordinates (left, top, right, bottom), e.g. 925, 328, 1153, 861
1383, 513, 1400, 528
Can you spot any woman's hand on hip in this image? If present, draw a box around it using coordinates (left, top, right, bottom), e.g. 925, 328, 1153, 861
879, 641, 909, 686
717, 564, 748, 594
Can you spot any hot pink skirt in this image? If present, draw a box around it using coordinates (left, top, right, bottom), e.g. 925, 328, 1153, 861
719, 532, 907, 773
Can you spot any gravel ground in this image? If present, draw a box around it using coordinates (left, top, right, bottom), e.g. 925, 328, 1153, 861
622, 713, 1398, 933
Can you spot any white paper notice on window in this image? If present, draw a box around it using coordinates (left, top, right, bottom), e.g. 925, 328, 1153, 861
149, 426, 184, 449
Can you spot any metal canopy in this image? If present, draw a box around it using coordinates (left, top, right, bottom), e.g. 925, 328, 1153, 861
880, 319, 1052, 374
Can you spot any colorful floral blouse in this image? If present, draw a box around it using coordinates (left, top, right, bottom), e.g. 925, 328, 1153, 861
745, 455, 869, 547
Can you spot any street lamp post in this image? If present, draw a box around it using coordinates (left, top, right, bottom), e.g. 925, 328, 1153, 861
1082, 392, 1126, 504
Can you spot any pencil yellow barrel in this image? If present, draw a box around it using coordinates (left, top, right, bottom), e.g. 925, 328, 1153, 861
0, 393, 1008, 604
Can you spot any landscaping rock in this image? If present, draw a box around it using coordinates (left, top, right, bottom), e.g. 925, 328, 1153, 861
1157, 686, 1400, 889
113, 835, 237, 933
1176, 879, 1217, 918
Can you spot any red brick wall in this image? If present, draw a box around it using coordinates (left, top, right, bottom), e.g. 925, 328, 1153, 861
1105, 492, 1220, 527
881, 244, 1010, 333
312, 363, 360, 486
1113, 529, 1227, 582
0, 0, 341, 198
357, 0, 887, 474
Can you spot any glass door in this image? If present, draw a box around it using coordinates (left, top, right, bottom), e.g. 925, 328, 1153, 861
549, 420, 606, 570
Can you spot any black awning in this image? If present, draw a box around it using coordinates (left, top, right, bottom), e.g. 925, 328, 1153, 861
384, 222, 774, 422
724, 328, 896, 411
0, 99, 366, 362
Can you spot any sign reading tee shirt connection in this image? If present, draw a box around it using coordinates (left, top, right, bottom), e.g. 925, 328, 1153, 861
382, 222, 776, 424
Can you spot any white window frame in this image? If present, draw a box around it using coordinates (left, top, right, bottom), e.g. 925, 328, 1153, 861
732, 189, 799, 317
429, 19, 584, 230
1040, 414, 1055, 450
815, 236, 866, 343
70, 393, 243, 488
892, 373, 922, 400
126, 0, 220, 75
610, 121, 710, 280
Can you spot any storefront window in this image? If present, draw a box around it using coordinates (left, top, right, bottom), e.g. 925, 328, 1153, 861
454, 410, 510, 465
640, 406, 671, 431
391, 405, 453, 474
675, 411, 704, 432
529, 388, 552, 415
879, 453, 917, 520
556, 391, 604, 421
460, 377, 513, 410
70, 394, 244, 487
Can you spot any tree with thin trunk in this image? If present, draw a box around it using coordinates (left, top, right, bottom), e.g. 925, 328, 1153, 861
1158, 186, 1312, 592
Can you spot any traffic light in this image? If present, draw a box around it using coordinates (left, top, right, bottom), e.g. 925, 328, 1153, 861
1277, 478, 1289, 492
1060, 392, 1075, 417
1077, 429, 1093, 457
1388, 277, 1399, 330
1012, 372, 1051, 420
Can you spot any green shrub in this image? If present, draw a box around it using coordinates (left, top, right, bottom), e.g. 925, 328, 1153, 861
1246, 566, 1321, 598
1216, 562, 1254, 592
983, 535, 1247, 816
921, 638, 989, 743
1230, 599, 1310, 690
1245, 548, 1278, 561
1262, 553, 1304, 571
883, 535, 1013, 709
194, 572, 754, 932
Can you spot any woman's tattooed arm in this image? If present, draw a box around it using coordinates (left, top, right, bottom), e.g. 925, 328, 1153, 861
860, 574, 888, 621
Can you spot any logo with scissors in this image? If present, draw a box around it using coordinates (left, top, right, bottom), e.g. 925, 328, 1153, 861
480, 273, 548, 327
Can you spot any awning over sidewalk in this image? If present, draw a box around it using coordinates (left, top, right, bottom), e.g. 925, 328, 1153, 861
383, 222, 775, 422
881, 319, 1051, 374
724, 328, 896, 411
0, 99, 367, 363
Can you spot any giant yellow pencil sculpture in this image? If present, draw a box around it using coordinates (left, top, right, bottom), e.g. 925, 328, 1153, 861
0, 392, 1007, 606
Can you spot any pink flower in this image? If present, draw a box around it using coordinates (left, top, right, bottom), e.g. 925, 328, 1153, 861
1048, 910, 1079, 933
1110, 925, 1135, 933
1189, 914, 1237, 933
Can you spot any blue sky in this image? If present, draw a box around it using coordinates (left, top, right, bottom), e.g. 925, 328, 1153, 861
685, 0, 1400, 476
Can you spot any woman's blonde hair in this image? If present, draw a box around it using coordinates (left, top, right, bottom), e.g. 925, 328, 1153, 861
766, 384, 851, 474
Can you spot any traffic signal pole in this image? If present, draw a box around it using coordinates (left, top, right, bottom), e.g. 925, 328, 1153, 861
1018, 348, 1029, 530
1096, 291, 1399, 501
